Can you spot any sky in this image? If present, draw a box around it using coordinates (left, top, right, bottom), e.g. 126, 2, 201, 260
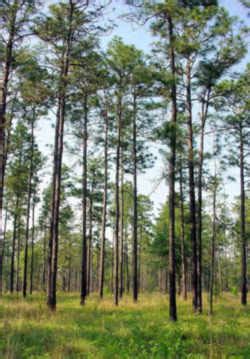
36, 0, 250, 219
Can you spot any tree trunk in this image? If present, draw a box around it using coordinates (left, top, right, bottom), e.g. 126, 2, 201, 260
209, 180, 216, 315
119, 153, 124, 298
179, 164, 187, 300
10, 198, 19, 293
16, 217, 21, 292
186, 58, 198, 310
114, 96, 122, 306
125, 226, 130, 293
80, 94, 88, 305
240, 125, 247, 305
0, 3, 17, 294
30, 198, 35, 294
197, 88, 210, 313
167, 15, 177, 322
87, 195, 93, 294
42, 230, 47, 291
99, 109, 108, 298
23, 117, 35, 298
132, 93, 138, 302
47, 2, 74, 310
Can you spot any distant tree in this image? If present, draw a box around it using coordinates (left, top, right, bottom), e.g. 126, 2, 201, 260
0, 0, 40, 295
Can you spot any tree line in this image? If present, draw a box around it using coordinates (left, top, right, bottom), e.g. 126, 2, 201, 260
0, 0, 249, 321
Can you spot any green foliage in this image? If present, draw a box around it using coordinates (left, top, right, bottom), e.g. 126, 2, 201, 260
1, 293, 250, 358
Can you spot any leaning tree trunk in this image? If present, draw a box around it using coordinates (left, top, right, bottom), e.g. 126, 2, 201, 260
99, 109, 108, 298
132, 92, 138, 302
186, 58, 198, 310
80, 94, 88, 305
167, 14, 177, 322
23, 117, 35, 298
239, 125, 247, 305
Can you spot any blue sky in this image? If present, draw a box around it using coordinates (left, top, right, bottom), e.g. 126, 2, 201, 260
38, 0, 250, 217
98, 0, 249, 213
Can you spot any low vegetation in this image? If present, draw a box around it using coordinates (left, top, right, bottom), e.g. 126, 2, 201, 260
0, 293, 249, 358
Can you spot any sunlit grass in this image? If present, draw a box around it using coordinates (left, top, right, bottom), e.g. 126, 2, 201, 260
0, 292, 249, 358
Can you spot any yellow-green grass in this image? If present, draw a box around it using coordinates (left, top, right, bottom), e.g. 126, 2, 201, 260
0, 292, 249, 358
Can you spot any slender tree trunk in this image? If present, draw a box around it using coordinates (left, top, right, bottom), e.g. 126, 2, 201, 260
99, 110, 108, 298
114, 96, 122, 305
68, 237, 72, 292
80, 94, 88, 305
179, 164, 187, 300
125, 226, 130, 293
197, 89, 210, 313
30, 199, 35, 294
1, 206, 8, 291
138, 225, 143, 294
119, 153, 124, 298
10, 198, 19, 293
239, 125, 247, 305
47, 2, 74, 310
167, 15, 177, 321
42, 230, 47, 291
16, 217, 21, 292
10, 197, 19, 293
132, 93, 138, 302
23, 117, 35, 298
209, 180, 216, 315
111, 228, 115, 294
186, 59, 198, 310
0, 4, 17, 294
87, 195, 93, 294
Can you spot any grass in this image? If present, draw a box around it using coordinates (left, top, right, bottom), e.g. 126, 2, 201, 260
0, 292, 250, 358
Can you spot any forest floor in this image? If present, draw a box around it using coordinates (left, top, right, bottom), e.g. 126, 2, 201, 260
0, 292, 249, 358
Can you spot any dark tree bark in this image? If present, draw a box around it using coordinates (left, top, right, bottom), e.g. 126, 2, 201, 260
99, 110, 108, 298
23, 117, 35, 298
80, 94, 88, 305
114, 95, 122, 306
16, 217, 22, 292
119, 153, 124, 298
30, 198, 35, 294
167, 15, 177, 322
179, 164, 187, 300
197, 88, 210, 313
42, 230, 47, 291
47, 1, 76, 309
10, 198, 19, 293
132, 93, 138, 302
125, 227, 130, 293
239, 125, 247, 305
47, 1, 74, 310
186, 59, 198, 310
0, 2, 17, 294
68, 237, 72, 292
87, 195, 93, 295
209, 179, 216, 315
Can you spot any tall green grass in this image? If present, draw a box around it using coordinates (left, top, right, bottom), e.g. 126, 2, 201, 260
0, 292, 249, 358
